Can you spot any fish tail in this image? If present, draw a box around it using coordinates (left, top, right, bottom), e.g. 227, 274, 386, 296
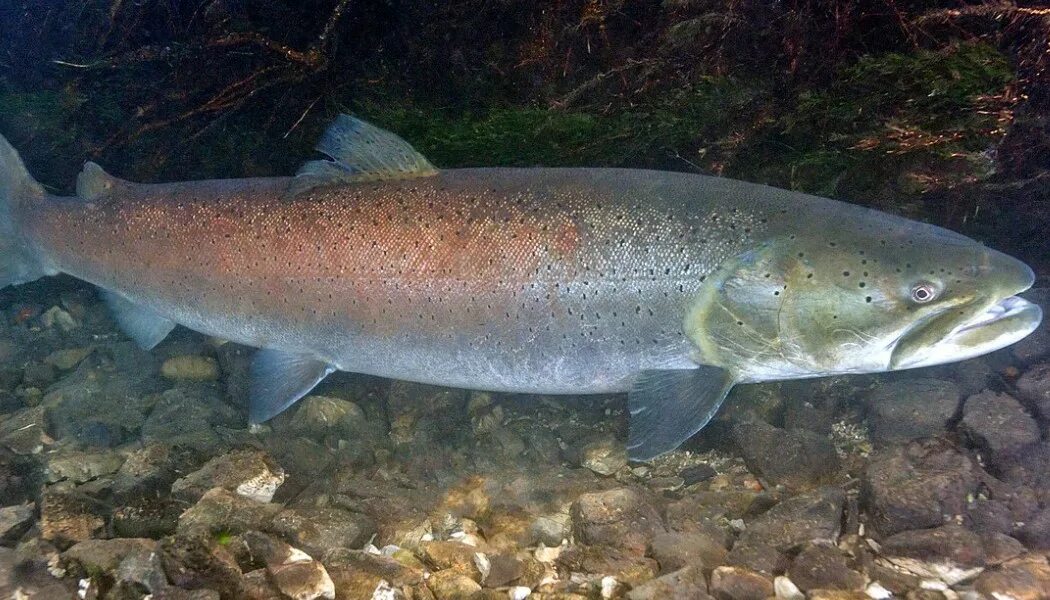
0, 133, 48, 288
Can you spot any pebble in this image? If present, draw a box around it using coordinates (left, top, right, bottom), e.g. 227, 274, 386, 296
579, 438, 628, 476
959, 391, 1040, 463
1015, 362, 1050, 420
861, 439, 978, 536
774, 575, 805, 600
427, 568, 482, 599
731, 421, 840, 489
268, 506, 376, 559
43, 347, 94, 371
61, 538, 157, 577
244, 531, 335, 600
866, 378, 961, 446
321, 548, 423, 598
710, 565, 775, 600
39, 488, 108, 547
171, 449, 285, 503
787, 542, 865, 591
973, 555, 1050, 600
286, 395, 368, 437
176, 487, 282, 535
734, 487, 845, 552
41, 306, 77, 331
571, 487, 665, 556
161, 355, 220, 381
45, 449, 125, 484
879, 524, 986, 585
625, 565, 711, 600
649, 529, 727, 573
0, 503, 34, 544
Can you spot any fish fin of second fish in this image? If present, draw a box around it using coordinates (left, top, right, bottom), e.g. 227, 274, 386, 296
626, 366, 734, 462
101, 290, 176, 349
249, 349, 335, 424
287, 114, 437, 197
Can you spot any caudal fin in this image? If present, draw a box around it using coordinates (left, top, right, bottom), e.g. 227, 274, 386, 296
0, 133, 48, 287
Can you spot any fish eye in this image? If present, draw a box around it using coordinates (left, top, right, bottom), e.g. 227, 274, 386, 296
910, 282, 937, 303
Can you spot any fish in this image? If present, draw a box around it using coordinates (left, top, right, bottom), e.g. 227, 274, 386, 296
0, 115, 1041, 460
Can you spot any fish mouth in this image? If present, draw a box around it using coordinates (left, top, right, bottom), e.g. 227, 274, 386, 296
891, 294, 1042, 370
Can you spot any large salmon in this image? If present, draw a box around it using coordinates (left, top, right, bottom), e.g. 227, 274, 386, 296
0, 116, 1040, 459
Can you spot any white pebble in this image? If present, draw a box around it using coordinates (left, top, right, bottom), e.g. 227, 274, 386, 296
509, 586, 531, 600
865, 582, 893, 600
774, 575, 804, 600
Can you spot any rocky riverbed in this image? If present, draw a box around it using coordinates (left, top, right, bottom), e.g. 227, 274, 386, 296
0, 280, 1048, 599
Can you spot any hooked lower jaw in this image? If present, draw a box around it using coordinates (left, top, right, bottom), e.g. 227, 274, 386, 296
893, 295, 1043, 370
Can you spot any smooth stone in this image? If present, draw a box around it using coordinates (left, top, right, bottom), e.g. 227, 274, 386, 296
710, 565, 774, 600
974, 555, 1050, 600
959, 391, 1039, 464
731, 421, 840, 489
786, 542, 865, 591
161, 355, 220, 381
861, 438, 979, 536
879, 524, 986, 585
735, 487, 845, 552
570, 487, 665, 556
0, 503, 34, 544
268, 506, 376, 559
865, 378, 961, 445
426, 568, 482, 600
61, 538, 156, 576
171, 448, 285, 503
177, 487, 281, 536
626, 565, 712, 600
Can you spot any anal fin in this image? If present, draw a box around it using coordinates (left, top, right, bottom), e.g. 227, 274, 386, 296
249, 349, 335, 424
101, 290, 176, 349
627, 366, 734, 461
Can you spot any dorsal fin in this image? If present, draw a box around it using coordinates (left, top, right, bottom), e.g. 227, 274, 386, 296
288, 114, 437, 197
76, 162, 126, 200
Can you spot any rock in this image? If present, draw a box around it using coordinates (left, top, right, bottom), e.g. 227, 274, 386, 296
110, 442, 195, 501
774, 576, 805, 600
321, 548, 423, 599
959, 391, 1039, 466
650, 530, 727, 574
285, 395, 369, 437
570, 487, 664, 556
974, 555, 1050, 600
159, 533, 247, 598
44, 347, 93, 371
421, 540, 482, 579
22, 361, 56, 387
427, 568, 482, 599
680, 463, 717, 486
880, 524, 986, 585
268, 507, 376, 559
626, 565, 712, 600
1016, 507, 1050, 550
177, 487, 281, 535
786, 543, 864, 591
861, 438, 979, 536
998, 441, 1050, 490
0, 405, 51, 454
806, 591, 869, 600
726, 539, 786, 575
112, 499, 182, 538
243, 531, 335, 600
731, 421, 839, 489
577, 437, 627, 476
555, 545, 659, 588
41, 306, 77, 331
0, 503, 33, 544
735, 487, 845, 552
865, 378, 960, 445
141, 388, 232, 450
529, 511, 572, 546
45, 449, 124, 484
171, 449, 285, 503
482, 553, 524, 587
1016, 362, 1050, 422
981, 532, 1027, 565
111, 542, 177, 597
161, 355, 220, 381
39, 488, 108, 548
242, 569, 285, 599
709, 565, 774, 600
61, 538, 156, 576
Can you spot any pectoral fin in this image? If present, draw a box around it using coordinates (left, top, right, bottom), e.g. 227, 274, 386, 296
101, 291, 176, 349
627, 366, 734, 461
249, 349, 335, 424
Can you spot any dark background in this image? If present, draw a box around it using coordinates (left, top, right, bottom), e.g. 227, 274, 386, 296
0, 0, 1047, 271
